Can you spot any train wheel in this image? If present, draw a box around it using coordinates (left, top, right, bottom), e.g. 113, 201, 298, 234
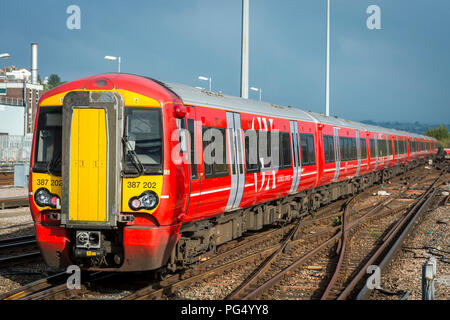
155, 267, 168, 281
208, 237, 217, 254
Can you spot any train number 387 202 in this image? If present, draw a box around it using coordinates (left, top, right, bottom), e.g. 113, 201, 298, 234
127, 181, 157, 189
37, 179, 62, 187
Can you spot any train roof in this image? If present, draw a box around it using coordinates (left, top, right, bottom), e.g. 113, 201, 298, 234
161, 81, 318, 123
161, 80, 435, 140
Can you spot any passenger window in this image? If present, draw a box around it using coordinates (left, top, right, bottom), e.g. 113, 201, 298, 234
339, 137, 346, 161
300, 133, 315, 166
351, 138, 356, 160
279, 132, 292, 169
360, 138, 367, 159
323, 135, 335, 163
339, 137, 357, 161
202, 127, 228, 179
370, 139, 375, 157
244, 129, 259, 173
258, 131, 272, 169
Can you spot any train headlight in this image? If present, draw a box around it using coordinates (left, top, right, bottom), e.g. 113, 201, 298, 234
76, 232, 89, 246
34, 188, 60, 208
130, 198, 141, 210
75, 231, 101, 249
129, 191, 159, 211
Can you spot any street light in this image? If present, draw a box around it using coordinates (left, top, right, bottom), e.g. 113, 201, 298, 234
104, 55, 121, 73
325, 0, 331, 116
250, 87, 262, 101
241, 0, 250, 99
0, 53, 10, 76
198, 76, 212, 92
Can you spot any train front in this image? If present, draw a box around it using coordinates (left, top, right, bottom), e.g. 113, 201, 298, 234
29, 74, 186, 271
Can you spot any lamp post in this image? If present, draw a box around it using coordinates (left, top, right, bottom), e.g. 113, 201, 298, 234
250, 87, 262, 101
1, 53, 10, 72
198, 76, 212, 92
325, 0, 331, 117
241, 0, 249, 99
104, 55, 121, 73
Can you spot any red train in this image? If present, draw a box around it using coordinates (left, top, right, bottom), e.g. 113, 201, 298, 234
30, 73, 438, 272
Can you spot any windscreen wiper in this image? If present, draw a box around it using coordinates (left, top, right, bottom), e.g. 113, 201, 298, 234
47, 152, 61, 176
122, 136, 144, 176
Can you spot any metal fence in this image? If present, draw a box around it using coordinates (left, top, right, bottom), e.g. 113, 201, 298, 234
0, 96, 24, 106
0, 135, 32, 166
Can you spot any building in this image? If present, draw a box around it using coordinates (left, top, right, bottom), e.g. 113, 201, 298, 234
0, 65, 43, 135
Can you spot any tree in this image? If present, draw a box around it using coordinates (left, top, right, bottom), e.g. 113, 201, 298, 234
424, 125, 450, 141
47, 74, 62, 89
43, 74, 66, 92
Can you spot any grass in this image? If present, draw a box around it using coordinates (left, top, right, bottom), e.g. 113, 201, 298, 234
332, 216, 341, 226
369, 228, 380, 239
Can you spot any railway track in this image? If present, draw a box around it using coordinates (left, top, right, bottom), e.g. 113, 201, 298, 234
256, 165, 448, 300
355, 176, 445, 300
1, 163, 447, 300
137, 165, 444, 300
0, 196, 29, 210
120, 166, 433, 300
0, 172, 14, 186
0, 268, 117, 300
0, 235, 40, 266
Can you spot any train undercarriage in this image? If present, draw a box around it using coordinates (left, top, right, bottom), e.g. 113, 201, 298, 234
167, 158, 428, 272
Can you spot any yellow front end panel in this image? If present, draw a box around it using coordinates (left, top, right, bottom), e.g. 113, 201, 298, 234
32, 173, 62, 209
69, 108, 108, 222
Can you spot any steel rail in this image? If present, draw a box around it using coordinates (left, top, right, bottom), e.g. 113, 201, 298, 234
0, 235, 35, 245
320, 202, 349, 300
337, 174, 444, 300
25, 271, 113, 300
355, 176, 444, 300
236, 173, 428, 300
0, 272, 68, 300
224, 220, 302, 300
122, 197, 352, 300
241, 231, 342, 300
0, 196, 29, 210
0, 235, 40, 265
122, 246, 279, 300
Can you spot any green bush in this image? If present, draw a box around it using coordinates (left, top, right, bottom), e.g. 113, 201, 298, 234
423, 125, 450, 148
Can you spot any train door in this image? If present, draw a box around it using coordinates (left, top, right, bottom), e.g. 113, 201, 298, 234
225, 112, 245, 211
333, 127, 341, 182
355, 130, 361, 176
61, 91, 122, 228
386, 137, 390, 166
395, 137, 400, 165
374, 133, 378, 170
289, 121, 301, 194
184, 106, 201, 218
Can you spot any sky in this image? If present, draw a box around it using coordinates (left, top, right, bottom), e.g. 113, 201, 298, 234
1, 0, 449, 124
